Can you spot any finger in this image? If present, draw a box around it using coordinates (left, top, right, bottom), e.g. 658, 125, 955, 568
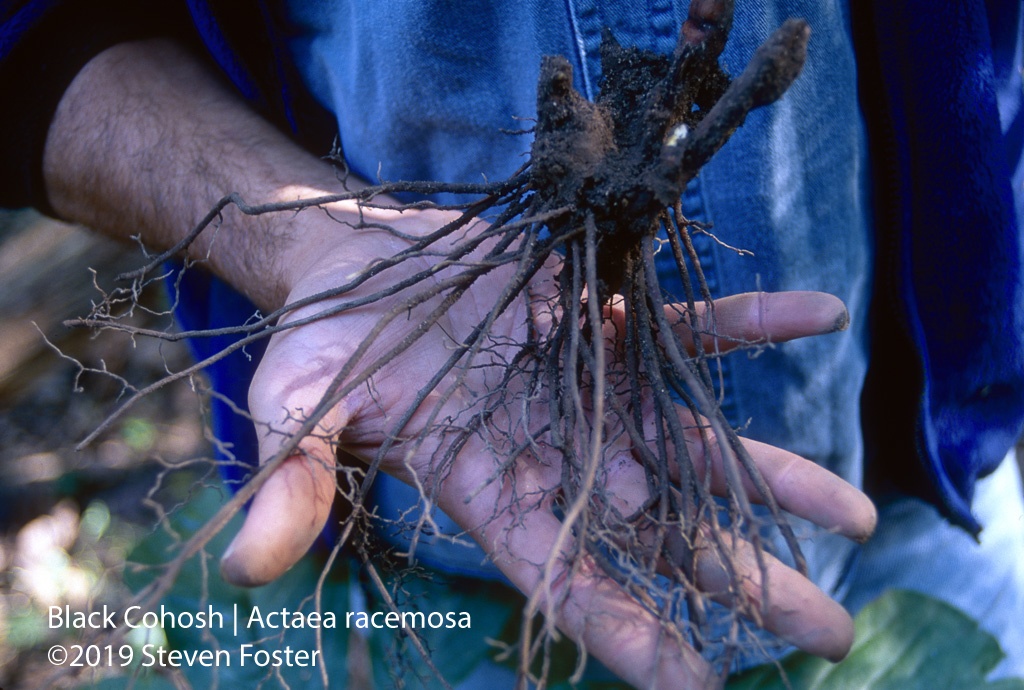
220, 345, 349, 587
681, 430, 877, 543
219, 440, 338, 587
566, 446, 857, 661
620, 396, 876, 542
669, 290, 849, 355
685, 526, 856, 662
733, 436, 876, 542
458, 460, 721, 690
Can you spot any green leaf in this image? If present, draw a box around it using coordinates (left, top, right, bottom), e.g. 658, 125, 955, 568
727, 589, 1024, 690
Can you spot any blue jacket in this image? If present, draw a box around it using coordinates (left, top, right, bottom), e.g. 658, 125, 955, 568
1, 0, 1022, 535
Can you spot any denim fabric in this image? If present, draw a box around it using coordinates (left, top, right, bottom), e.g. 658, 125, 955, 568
852, 1, 1024, 536
284, 0, 579, 205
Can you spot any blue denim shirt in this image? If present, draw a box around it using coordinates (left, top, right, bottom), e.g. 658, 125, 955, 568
283, 0, 872, 589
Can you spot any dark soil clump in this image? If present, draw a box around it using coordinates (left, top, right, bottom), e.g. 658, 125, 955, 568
531, 13, 808, 298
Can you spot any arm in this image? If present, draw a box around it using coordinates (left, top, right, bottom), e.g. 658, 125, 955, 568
43, 38, 343, 312
43, 38, 875, 688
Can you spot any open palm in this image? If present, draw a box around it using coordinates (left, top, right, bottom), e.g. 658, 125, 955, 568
220, 205, 876, 688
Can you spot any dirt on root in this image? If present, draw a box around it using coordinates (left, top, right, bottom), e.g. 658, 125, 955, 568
529, 18, 807, 298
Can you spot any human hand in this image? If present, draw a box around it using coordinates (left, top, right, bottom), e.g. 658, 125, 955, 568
219, 204, 876, 689
36, 26, 873, 690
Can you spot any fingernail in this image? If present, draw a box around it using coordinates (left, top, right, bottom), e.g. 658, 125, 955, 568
219, 538, 263, 587
830, 307, 850, 333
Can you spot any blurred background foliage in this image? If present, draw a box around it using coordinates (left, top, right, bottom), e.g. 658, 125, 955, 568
0, 209, 212, 688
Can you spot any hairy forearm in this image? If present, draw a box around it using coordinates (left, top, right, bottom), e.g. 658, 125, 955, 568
42, 38, 347, 311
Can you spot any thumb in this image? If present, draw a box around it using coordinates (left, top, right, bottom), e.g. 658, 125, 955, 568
220, 356, 348, 587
